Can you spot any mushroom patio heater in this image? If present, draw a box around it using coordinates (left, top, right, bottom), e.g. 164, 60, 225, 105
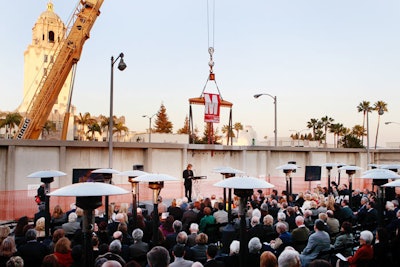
117, 170, 148, 229
213, 167, 245, 219
214, 176, 274, 267
49, 182, 128, 267
133, 173, 179, 246
27, 170, 66, 238
361, 168, 400, 226
92, 168, 120, 221
338, 165, 362, 208
321, 163, 340, 193
276, 163, 299, 196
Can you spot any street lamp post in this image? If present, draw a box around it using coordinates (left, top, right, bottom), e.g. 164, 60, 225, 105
109, 53, 127, 168
142, 114, 156, 142
254, 93, 277, 147
385, 121, 400, 126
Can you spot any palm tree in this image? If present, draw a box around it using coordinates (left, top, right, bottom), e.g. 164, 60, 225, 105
352, 125, 366, 139
86, 122, 101, 141
320, 116, 334, 145
114, 122, 129, 141
75, 112, 95, 140
306, 118, 319, 140
233, 122, 243, 139
1, 112, 22, 138
221, 124, 235, 145
356, 101, 372, 145
329, 123, 343, 148
373, 100, 388, 149
42, 120, 56, 137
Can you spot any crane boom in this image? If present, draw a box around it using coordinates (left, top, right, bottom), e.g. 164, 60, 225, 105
15, 0, 104, 139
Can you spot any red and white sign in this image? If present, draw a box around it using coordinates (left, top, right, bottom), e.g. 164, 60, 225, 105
204, 93, 220, 123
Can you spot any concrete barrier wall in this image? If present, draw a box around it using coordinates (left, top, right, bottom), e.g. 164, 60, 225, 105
0, 140, 399, 220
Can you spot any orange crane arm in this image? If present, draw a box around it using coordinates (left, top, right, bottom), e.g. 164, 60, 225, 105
15, 0, 104, 139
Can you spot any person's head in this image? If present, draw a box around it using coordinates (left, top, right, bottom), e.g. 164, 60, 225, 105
229, 240, 240, 255
113, 230, 123, 241
187, 164, 192, 170
251, 216, 260, 227
206, 244, 219, 259
341, 221, 353, 234
295, 216, 304, 227
277, 212, 286, 222
101, 261, 122, 267
195, 233, 208, 245
314, 219, 325, 232
260, 251, 278, 267
318, 213, 327, 222
248, 237, 262, 253
263, 215, 274, 226
203, 207, 212, 216
172, 244, 185, 258
41, 254, 58, 267
54, 237, 71, 254
132, 228, 144, 242
359, 230, 373, 245
147, 246, 170, 267
176, 231, 188, 245
278, 248, 301, 267
52, 228, 65, 243
109, 240, 122, 254
6, 256, 24, 267
189, 223, 199, 233
68, 212, 78, 223
1, 237, 17, 257
35, 217, 45, 231
25, 229, 37, 241
275, 222, 287, 234
173, 220, 182, 233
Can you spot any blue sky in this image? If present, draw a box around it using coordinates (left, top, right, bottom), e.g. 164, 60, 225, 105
1, 0, 400, 146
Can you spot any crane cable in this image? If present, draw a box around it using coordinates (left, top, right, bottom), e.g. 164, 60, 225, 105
207, 0, 215, 75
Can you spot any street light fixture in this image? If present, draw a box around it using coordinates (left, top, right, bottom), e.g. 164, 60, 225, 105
254, 93, 277, 147
385, 121, 400, 125
109, 53, 127, 168
142, 114, 156, 142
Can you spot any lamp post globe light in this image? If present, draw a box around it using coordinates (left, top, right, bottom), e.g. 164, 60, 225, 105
49, 182, 129, 267
109, 53, 127, 168
27, 170, 67, 239
254, 93, 277, 147
142, 114, 157, 142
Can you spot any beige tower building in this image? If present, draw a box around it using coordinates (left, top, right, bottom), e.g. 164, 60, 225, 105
18, 2, 75, 138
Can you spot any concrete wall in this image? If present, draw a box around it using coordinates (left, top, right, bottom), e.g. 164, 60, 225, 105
0, 139, 399, 220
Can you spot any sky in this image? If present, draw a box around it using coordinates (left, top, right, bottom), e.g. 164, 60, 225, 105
1, 0, 400, 146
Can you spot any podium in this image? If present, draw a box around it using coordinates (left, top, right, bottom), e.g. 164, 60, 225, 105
193, 176, 207, 199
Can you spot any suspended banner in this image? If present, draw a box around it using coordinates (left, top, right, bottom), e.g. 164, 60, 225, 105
204, 93, 221, 123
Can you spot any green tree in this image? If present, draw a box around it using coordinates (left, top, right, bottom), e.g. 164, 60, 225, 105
356, 101, 372, 145
177, 115, 190, 134
233, 122, 243, 138
373, 100, 388, 149
154, 103, 173, 133
340, 134, 363, 148
329, 123, 343, 148
42, 120, 56, 135
200, 123, 221, 144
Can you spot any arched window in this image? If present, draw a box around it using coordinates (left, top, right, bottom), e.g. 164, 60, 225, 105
48, 31, 55, 42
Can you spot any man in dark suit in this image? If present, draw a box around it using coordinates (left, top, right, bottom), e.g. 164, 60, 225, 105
204, 244, 225, 267
183, 164, 194, 202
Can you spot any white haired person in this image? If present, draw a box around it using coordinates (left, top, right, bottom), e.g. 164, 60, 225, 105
345, 230, 374, 267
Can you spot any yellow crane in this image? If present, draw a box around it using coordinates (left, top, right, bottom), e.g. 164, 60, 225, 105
15, 0, 104, 139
